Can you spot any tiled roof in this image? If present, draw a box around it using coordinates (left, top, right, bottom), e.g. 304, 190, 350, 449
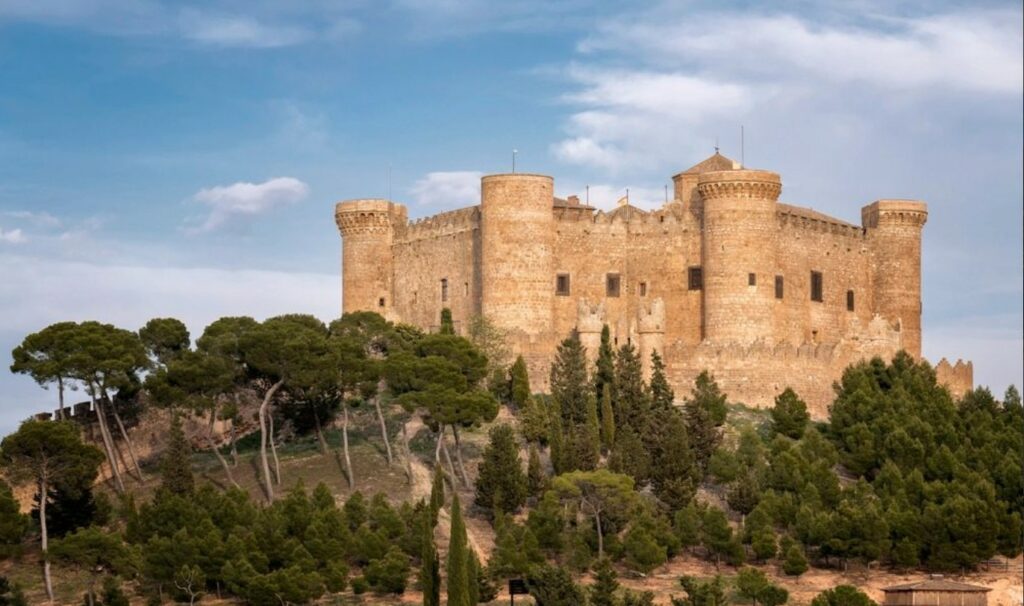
883, 579, 992, 593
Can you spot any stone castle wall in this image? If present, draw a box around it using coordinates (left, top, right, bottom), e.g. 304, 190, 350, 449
336, 155, 972, 417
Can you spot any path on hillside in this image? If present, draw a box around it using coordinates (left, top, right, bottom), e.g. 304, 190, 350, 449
402, 415, 491, 560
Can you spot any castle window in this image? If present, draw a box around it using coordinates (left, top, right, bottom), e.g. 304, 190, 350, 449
638, 282, 647, 297
810, 271, 823, 302
846, 290, 855, 311
441, 278, 449, 302
556, 273, 571, 296
775, 276, 784, 299
464, 282, 469, 296
606, 273, 621, 298
688, 266, 703, 291
748, 273, 757, 286
378, 297, 386, 308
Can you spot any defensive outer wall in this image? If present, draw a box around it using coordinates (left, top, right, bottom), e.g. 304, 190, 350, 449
335, 153, 972, 418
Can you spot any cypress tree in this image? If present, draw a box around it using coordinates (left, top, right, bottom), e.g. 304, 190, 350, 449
446, 494, 470, 606
550, 334, 590, 426
594, 325, 615, 404
527, 445, 545, 497
510, 356, 531, 409
519, 396, 549, 444
684, 372, 726, 474
439, 308, 455, 335
160, 414, 194, 496
474, 425, 527, 514
421, 508, 440, 606
600, 384, 615, 450
649, 351, 674, 410
467, 550, 481, 605
430, 465, 445, 527
613, 343, 648, 433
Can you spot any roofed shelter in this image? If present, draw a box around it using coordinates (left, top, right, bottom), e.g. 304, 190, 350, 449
883, 578, 992, 606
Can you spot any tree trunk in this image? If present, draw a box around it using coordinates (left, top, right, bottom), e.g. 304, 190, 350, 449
313, 409, 328, 454
401, 420, 413, 484
450, 425, 470, 487
268, 403, 281, 486
57, 377, 65, 421
595, 510, 604, 560
208, 410, 239, 489
90, 390, 125, 494
341, 404, 354, 488
103, 388, 145, 483
258, 379, 284, 503
230, 394, 240, 467
374, 396, 393, 465
40, 476, 54, 603
440, 431, 458, 488
434, 426, 444, 464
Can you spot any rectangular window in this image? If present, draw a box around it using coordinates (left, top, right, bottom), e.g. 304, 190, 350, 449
748, 273, 757, 286
464, 282, 469, 296
775, 275, 784, 299
556, 273, 571, 296
378, 297, 386, 308
810, 271, 823, 302
638, 282, 648, 297
606, 273, 621, 297
441, 278, 449, 302
688, 266, 703, 291
846, 290, 855, 311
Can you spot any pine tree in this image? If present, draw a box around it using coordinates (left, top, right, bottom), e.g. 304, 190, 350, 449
475, 425, 527, 514
446, 494, 470, 606
782, 544, 808, 576
421, 508, 440, 606
649, 351, 674, 410
519, 396, 550, 444
510, 356, 531, 409
600, 384, 615, 450
771, 388, 810, 439
439, 308, 455, 334
647, 408, 698, 509
589, 557, 619, 606
685, 372, 725, 475
550, 335, 590, 426
527, 445, 545, 497
160, 414, 194, 496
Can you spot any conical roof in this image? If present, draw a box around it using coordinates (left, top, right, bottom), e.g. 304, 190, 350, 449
678, 151, 740, 176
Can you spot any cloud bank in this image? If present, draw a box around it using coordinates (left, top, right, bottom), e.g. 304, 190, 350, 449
188, 177, 310, 233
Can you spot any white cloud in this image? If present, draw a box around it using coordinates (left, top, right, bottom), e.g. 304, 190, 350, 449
178, 9, 313, 48
409, 171, 482, 208
0, 253, 338, 432
188, 177, 309, 233
0, 227, 26, 244
2, 210, 61, 228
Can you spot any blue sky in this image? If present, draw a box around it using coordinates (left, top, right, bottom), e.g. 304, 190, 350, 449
1, 0, 1021, 432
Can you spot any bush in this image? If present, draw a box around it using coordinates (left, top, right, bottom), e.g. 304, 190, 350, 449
365, 547, 409, 594
350, 576, 368, 595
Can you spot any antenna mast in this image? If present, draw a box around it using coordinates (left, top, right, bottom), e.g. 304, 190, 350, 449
512, 149, 518, 173
740, 125, 745, 167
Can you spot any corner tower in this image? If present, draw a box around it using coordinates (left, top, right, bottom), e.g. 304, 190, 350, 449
480, 174, 555, 367
698, 169, 782, 344
335, 199, 406, 320
862, 200, 927, 357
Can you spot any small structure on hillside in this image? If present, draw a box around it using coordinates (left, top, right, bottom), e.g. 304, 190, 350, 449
883, 577, 991, 606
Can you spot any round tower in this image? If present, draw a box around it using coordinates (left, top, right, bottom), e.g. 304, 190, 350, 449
480, 173, 555, 362
698, 169, 782, 344
862, 200, 927, 357
334, 199, 405, 319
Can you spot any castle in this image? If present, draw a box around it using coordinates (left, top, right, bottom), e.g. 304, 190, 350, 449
335, 153, 972, 417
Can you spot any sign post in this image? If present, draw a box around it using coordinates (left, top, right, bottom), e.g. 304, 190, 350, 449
508, 578, 528, 605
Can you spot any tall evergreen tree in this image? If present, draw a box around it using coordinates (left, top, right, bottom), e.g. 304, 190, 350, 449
510, 356, 531, 409
684, 372, 726, 474
594, 325, 615, 404
161, 413, 194, 496
550, 334, 590, 426
421, 508, 440, 606
446, 494, 470, 606
430, 464, 445, 527
589, 557, 619, 606
600, 384, 615, 450
475, 425, 528, 514
649, 351, 674, 410
771, 388, 810, 439
467, 550, 481, 605
439, 308, 455, 335
527, 445, 545, 498
613, 343, 648, 432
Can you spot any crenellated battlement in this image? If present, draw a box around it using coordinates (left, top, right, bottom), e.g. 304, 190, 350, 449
334, 199, 400, 237
777, 204, 865, 239
862, 199, 928, 229
697, 169, 782, 201
400, 206, 480, 242
934, 358, 974, 397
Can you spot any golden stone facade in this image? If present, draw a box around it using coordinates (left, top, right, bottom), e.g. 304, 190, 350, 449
336, 153, 972, 417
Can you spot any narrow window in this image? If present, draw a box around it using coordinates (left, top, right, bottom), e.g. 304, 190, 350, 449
688, 266, 703, 291
810, 271, 823, 302
464, 282, 469, 296
846, 290, 855, 311
748, 273, 757, 286
378, 297, 386, 308
556, 273, 571, 296
775, 275, 784, 299
638, 282, 647, 297
606, 273, 621, 297
441, 278, 449, 302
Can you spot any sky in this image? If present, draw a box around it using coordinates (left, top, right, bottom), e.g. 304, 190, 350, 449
0, 0, 1021, 433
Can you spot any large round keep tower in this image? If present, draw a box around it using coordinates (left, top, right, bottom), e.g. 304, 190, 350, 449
698, 169, 782, 344
334, 199, 406, 320
862, 199, 927, 357
480, 173, 555, 358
